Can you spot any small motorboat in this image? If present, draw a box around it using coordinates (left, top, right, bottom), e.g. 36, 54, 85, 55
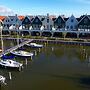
26, 43, 43, 48
0, 59, 23, 69
11, 50, 34, 57
0, 75, 6, 85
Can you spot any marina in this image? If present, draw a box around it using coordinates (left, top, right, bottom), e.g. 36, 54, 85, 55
0, 38, 90, 90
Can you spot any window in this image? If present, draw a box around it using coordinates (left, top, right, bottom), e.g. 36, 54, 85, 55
71, 19, 74, 22
25, 19, 28, 22
58, 19, 61, 23
70, 26, 73, 29
11, 19, 13, 21
36, 19, 38, 23
67, 26, 69, 29
47, 19, 49, 23
84, 18, 88, 24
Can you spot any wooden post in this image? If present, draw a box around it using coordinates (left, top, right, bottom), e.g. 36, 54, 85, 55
19, 66, 21, 71
31, 56, 32, 60
35, 50, 37, 56
39, 48, 40, 52
25, 58, 27, 65
9, 72, 12, 80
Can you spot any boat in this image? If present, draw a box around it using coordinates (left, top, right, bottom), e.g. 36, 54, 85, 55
26, 43, 43, 48
0, 59, 23, 68
11, 50, 34, 57
0, 23, 23, 70
0, 54, 23, 69
0, 75, 6, 85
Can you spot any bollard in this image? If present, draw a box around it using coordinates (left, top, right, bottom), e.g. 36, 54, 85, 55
9, 72, 12, 80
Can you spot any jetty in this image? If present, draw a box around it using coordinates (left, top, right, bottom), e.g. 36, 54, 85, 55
0, 39, 33, 57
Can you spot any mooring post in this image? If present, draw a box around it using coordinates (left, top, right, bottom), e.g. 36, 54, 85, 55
25, 58, 27, 65
9, 72, 12, 80
35, 50, 37, 56
31, 56, 32, 60
39, 48, 40, 52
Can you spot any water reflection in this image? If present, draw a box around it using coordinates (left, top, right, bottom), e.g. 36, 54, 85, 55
0, 40, 90, 90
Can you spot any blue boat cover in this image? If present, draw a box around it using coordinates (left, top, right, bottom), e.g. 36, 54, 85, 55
1, 54, 15, 59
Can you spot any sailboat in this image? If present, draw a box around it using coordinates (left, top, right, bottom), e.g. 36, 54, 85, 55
10, 18, 34, 57
0, 22, 23, 70
26, 43, 43, 48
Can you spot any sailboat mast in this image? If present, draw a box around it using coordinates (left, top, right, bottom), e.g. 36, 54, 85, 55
0, 22, 4, 53
16, 14, 19, 47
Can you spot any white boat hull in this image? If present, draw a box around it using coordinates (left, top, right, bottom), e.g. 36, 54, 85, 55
11, 50, 34, 57
26, 43, 43, 48
0, 59, 23, 68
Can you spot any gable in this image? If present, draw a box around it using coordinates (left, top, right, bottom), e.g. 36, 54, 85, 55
66, 15, 78, 25
32, 16, 42, 25
54, 16, 65, 25
22, 16, 31, 24
78, 15, 90, 25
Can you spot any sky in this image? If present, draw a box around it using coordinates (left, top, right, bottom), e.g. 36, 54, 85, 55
0, 0, 90, 17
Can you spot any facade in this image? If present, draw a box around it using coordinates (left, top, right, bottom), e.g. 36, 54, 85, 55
42, 14, 54, 30
54, 16, 65, 30
1, 14, 90, 32
22, 16, 31, 30
31, 16, 42, 30
78, 15, 90, 31
3, 16, 11, 29
65, 15, 78, 31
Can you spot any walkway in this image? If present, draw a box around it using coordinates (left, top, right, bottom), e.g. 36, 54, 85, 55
0, 39, 33, 57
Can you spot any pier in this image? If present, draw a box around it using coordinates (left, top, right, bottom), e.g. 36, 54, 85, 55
0, 39, 33, 57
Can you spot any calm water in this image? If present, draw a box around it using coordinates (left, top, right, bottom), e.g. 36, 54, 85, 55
0, 39, 90, 90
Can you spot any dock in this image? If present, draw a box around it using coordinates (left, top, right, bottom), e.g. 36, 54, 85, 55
0, 39, 33, 57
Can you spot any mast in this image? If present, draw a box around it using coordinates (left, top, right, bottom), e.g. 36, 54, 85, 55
0, 22, 3, 53
15, 14, 19, 47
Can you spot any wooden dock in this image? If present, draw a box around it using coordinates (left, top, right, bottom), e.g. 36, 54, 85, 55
0, 39, 33, 57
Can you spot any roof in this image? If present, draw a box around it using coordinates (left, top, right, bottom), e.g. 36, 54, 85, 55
18, 16, 25, 21
0, 16, 6, 21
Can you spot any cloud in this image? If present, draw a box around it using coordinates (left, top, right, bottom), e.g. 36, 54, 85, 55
0, 5, 14, 15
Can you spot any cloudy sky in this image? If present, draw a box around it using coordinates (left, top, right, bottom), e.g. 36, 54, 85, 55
0, 0, 90, 17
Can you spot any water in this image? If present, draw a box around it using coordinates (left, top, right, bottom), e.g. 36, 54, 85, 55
0, 39, 90, 90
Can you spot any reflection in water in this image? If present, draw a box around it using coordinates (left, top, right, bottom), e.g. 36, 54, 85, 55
0, 40, 90, 90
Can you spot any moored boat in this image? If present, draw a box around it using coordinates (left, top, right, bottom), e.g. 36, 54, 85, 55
0, 59, 23, 69
26, 43, 43, 48
11, 50, 34, 57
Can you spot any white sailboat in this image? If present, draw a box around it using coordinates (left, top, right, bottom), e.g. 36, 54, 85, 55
0, 22, 23, 69
26, 43, 43, 48
10, 19, 34, 57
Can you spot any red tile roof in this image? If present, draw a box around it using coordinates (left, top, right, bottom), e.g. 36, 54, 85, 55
0, 16, 6, 21
18, 16, 25, 21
